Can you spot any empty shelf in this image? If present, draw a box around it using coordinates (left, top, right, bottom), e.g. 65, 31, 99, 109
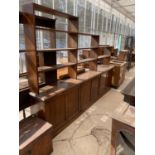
98, 55, 110, 59
38, 63, 76, 72
77, 70, 100, 81
78, 47, 98, 50
37, 48, 77, 52
97, 64, 115, 72
78, 58, 97, 64
29, 78, 81, 101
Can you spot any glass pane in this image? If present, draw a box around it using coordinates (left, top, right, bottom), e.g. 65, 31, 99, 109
78, 35, 91, 48
77, 0, 85, 32
56, 32, 67, 48
67, 0, 74, 15
85, 1, 92, 33
103, 16, 107, 32
98, 9, 103, 32
55, 16, 68, 31
19, 25, 25, 50
54, 0, 66, 12
19, 53, 27, 74
40, 0, 53, 8
94, 6, 99, 34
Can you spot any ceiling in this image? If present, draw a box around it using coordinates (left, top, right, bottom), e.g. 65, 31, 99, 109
103, 0, 135, 22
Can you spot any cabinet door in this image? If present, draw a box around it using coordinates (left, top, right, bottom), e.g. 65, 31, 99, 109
91, 76, 99, 102
20, 131, 52, 155
66, 86, 79, 120
79, 80, 91, 111
45, 93, 66, 131
105, 70, 112, 91
99, 73, 107, 95
120, 65, 126, 85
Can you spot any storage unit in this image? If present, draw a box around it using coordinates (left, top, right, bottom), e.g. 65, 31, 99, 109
110, 61, 127, 87
20, 3, 115, 136
19, 117, 53, 155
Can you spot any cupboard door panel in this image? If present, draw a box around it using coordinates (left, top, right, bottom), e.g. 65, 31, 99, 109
80, 80, 91, 111
66, 86, 79, 120
45, 93, 66, 131
99, 73, 107, 95
91, 76, 99, 102
105, 70, 112, 89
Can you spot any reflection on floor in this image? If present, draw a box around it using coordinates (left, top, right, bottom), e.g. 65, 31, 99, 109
51, 67, 135, 155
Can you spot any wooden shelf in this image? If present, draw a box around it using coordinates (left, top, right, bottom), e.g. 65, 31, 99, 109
97, 64, 114, 73
29, 79, 81, 101
110, 61, 127, 66
20, 12, 55, 28
77, 70, 100, 81
20, 3, 111, 95
35, 27, 101, 36
98, 55, 110, 59
19, 72, 27, 77
37, 48, 77, 52
19, 49, 26, 53
78, 32, 99, 36
99, 45, 110, 47
33, 3, 78, 19
36, 26, 78, 34
78, 47, 98, 50
78, 58, 97, 64
38, 63, 76, 73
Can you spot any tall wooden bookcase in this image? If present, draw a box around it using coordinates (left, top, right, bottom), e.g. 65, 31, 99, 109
22, 3, 111, 96
21, 3, 115, 136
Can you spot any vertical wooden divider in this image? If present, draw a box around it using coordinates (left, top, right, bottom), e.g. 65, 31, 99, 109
89, 35, 99, 71
23, 4, 39, 94
68, 17, 78, 79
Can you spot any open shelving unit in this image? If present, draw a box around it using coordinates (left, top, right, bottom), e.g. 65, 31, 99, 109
21, 3, 112, 96
20, 3, 116, 136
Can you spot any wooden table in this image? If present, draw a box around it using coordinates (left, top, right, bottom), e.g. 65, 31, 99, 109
122, 77, 135, 106
110, 106, 135, 155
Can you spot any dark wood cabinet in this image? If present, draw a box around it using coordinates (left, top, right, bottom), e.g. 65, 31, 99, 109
44, 86, 80, 134
19, 117, 53, 155
19, 3, 117, 139
99, 70, 112, 96
111, 62, 127, 87
105, 70, 113, 91
91, 76, 99, 103
99, 73, 107, 96
45, 93, 66, 132
66, 86, 79, 120
79, 80, 91, 111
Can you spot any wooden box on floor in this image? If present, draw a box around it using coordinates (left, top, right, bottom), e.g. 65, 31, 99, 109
19, 117, 53, 155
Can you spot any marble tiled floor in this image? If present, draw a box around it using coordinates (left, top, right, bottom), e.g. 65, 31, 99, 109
51, 67, 135, 155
